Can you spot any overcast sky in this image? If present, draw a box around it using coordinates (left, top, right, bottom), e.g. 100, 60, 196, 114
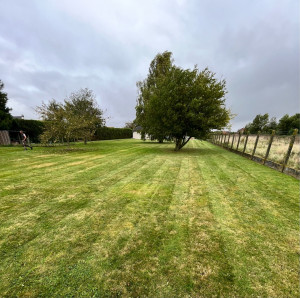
0, 0, 299, 130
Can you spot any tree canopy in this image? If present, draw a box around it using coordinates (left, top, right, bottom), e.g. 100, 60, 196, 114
124, 121, 135, 130
277, 114, 300, 134
0, 80, 12, 130
64, 88, 105, 144
244, 113, 270, 134
135, 51, 230, 150
36, 88, 104, 144
245, 113, 299, 135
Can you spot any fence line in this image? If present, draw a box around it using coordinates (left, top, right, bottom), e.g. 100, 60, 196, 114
210, 129, 299, 179
0, 130, 11, 145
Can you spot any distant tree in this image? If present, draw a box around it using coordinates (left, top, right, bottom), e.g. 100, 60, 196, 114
135, 51, 230, 150
124, 121, 135, 130
64, 88, 105, 144
264, 117, 278, 134
245, 114, 269, 134
36, 100, 67, 144
245, 113, 299, 135
36, 88, 105, 144
277, 114, 300, 135
0, 80, 13, 129
289, 114, 300, 132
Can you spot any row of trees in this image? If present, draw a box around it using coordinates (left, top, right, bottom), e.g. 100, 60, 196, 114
135, 51, 231, 150
244, 113, 300, 135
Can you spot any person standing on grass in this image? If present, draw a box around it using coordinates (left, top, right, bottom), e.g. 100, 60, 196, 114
20, 130, 32, 150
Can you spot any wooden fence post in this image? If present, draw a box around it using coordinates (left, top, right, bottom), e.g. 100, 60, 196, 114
224, 134, 228, 146
281, 129, 298, 172
226, 134, 230, 147
231, 133, 235, 149
221, 134, 224, 146
263, 130, 275, 165
251, 131, 260, 160
243, 132, 249, 154
236, 132, 241, 151
224, 134, 227, 147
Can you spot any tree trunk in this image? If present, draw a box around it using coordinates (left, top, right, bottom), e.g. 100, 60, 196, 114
84, 137, 87, 145
174, 136, 191, 151
175, 138, 183, 151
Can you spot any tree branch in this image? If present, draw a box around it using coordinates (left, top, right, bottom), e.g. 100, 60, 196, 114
180, 136, 192, 149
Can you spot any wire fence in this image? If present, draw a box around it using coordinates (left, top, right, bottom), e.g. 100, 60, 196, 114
210, 129, 299, 176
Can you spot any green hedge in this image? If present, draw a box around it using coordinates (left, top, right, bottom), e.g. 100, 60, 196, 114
94, 127, 132, 140
8, 121, 132, 143
10, 119, 45, 143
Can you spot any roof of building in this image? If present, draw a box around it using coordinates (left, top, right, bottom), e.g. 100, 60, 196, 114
133, 126, 142, 132
12, 115, 24, 119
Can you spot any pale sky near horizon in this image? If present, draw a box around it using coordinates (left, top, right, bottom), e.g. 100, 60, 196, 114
0, 0, 299, 130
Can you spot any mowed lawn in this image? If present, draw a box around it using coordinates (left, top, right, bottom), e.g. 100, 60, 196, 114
0, 139, 299, 297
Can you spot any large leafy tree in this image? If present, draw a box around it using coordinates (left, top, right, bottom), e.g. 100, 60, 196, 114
136, 51, 173, 143
36, 100, 68, 144
64, 88, 104, 144
135, 52, 230, 150
37, 88, 104, 144
0, 80, 13, 129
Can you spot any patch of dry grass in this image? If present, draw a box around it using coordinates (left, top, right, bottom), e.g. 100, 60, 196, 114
225, 134, 299, 170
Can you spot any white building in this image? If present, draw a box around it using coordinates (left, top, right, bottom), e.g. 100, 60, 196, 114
132, 126, 150, 139
133, 131, 142, 139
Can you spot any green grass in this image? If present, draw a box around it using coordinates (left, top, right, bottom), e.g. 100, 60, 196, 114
0, 139, 299, 297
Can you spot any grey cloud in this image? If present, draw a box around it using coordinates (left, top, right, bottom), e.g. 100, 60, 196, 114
0, 0, 299, 130
214, 15, 299, 126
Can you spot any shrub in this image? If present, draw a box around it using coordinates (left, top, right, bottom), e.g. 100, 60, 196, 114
10, 119, 45, 143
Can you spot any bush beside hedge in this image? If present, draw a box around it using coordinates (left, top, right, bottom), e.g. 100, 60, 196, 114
94, 127, 132, 140
10, 119, 45, 143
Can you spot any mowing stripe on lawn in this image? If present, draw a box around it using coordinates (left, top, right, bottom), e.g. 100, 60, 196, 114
0, 139, 298, 297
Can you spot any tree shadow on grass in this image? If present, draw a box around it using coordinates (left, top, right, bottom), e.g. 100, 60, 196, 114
160, 147, 219, 156
136, 140, 220, 156
135, 141, 173, 145
38, 146, 99, 155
